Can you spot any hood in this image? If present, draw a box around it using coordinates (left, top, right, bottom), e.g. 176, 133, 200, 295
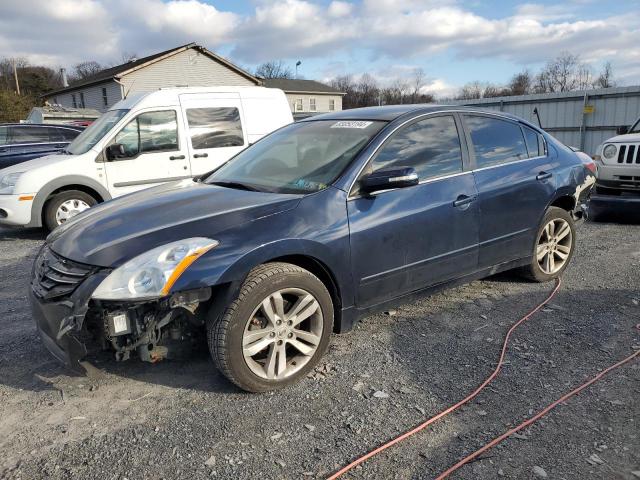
0, 153, 71, 174
606, 133, 640, 143
48, 179, 301, 267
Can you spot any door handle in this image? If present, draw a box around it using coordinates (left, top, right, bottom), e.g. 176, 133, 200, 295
193, 153, 208, 158
536, 171, 553, 181
169, 155, 185, 160
453, 194, 476, 208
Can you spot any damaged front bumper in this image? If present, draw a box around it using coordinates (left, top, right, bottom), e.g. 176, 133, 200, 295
30, 246, 212, 371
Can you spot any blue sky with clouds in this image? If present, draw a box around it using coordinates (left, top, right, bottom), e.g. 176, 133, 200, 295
1, 0, 638, 97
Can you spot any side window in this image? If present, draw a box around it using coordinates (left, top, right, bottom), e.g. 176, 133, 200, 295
61, 128, 81, 141
186, 107, 244, 149
465, 116, 528, 168
0, 126, 8, 145
370, 115, 463, 181
9, 126, 50, 144
49, 128, 66, 142
114, 111, 178, 157
522, 125, 544, 158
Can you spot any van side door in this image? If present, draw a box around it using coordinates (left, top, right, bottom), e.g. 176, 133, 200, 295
178, 93, 248, 176
102, 108, 191, 197
462, 114, 555, 269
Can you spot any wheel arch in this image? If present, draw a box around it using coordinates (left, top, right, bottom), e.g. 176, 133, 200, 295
30, 176, 111, 228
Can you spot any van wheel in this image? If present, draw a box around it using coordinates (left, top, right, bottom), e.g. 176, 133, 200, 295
44, 190, 97, 231
209, 262, 333, 392
521, 207, 575, 282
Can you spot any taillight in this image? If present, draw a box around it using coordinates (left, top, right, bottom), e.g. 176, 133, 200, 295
584, 161, 597, 174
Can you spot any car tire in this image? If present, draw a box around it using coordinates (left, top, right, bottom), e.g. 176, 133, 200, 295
43, 190, 97, 232
208, 262, 333, 392
521, 206, 576, 282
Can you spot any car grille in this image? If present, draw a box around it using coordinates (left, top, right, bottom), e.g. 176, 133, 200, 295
32, 246, 95, 300
616, 144, 640, 164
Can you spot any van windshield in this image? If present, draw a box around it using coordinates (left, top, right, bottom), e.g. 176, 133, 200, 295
204, 120, 386, 194
65, 109, 129, 155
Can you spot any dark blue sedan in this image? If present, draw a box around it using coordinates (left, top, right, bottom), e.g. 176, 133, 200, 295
30, 105, 595, 392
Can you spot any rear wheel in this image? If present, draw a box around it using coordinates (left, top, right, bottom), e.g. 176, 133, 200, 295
209, 262, 333, 392
521, 207, 575, 282
44, 190, 97, 231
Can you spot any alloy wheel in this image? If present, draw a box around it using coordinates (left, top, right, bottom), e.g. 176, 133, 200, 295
242, 288, 323, 380
55, 199, 91, 225
536, 218, 572, 275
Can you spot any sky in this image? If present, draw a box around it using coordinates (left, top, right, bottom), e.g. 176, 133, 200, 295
0, 0, 638, 97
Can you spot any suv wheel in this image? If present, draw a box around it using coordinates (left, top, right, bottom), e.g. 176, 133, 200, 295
209, 262, 333, 392
44, 190, 97, 231
521, 206, 576, 282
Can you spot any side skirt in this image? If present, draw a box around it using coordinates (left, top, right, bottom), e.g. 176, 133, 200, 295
336, 257, 531, 333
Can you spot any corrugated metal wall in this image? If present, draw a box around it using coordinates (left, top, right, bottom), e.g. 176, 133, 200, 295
450, 86, 640, 155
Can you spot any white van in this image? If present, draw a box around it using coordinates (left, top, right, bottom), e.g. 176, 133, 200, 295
0, 87, 293, 230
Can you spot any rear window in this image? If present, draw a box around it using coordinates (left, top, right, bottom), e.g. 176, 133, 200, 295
9, 126, 51, 144
465, 115, 528, 168
49, 127, 80, 142
522, 125, 544, 158
186, 107, 244, 149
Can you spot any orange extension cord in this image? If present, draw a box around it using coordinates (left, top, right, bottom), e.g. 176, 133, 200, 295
328, 278, 639, 479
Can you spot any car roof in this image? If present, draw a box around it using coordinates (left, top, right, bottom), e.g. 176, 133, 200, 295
0, 123, 83, 129
300, 104, 532, 125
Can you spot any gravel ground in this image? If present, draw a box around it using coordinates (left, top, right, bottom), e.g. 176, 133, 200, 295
0, 204, 638, 480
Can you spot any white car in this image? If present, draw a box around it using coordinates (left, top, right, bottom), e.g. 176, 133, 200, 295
0, 86, 293, 231
593, 116, 640, 195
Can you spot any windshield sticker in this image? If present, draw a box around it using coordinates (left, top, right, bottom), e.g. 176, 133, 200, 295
331, 121, 373, 129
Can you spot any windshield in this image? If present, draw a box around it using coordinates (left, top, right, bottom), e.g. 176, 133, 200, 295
66, 109, 129, 155
630, 117, 640, 134
205, 120, 386, 194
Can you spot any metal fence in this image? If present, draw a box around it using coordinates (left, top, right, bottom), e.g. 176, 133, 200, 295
450, 85, 640, 155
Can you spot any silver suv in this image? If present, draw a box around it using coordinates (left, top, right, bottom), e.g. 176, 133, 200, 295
594, 117, 640, 195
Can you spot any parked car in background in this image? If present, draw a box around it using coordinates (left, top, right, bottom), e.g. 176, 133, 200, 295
0, 86, 292, 231
0, 123, 84, 170
593, 116, 640, 195
29, 105, 596, 392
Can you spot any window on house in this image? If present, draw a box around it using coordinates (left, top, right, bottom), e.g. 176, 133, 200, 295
329, 99, 335, 111
102, 87, 108, 107
79, 92, 86, 108
71, 94, 77, 108
186, 107, 244, 149
295, 99, 303, 111
309, 98, 316, 112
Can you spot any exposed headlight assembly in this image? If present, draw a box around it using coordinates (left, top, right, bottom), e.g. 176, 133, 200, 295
92, 238, 219, 300
0, 172, 24, 194
602, 144, 617, 160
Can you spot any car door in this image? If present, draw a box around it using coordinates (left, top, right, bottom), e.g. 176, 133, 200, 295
179, 93, 248, 176
103, 109, 191, 197
348, 114, 479, 308
462, 114, 556, 269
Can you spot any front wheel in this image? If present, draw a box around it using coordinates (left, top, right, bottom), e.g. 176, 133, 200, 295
521, 206, 576, 282
209, 263, 333, 392
44, 190, 97, 231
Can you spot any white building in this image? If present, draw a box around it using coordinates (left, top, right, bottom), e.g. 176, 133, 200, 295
263, 78, 345, 118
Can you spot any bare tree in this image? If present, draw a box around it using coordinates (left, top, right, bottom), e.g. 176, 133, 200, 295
594, 62, 615, 89
121, 51, 138, 63
534, 52, 594, 93
255, 60, 294, 79
457, 81, 484, 100
70, 61, 103, 82
508, 69, 532, 96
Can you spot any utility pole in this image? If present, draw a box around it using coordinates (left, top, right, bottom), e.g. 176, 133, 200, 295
12, 58, 20, 95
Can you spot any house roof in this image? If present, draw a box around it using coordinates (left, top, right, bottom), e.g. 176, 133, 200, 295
263, 78, 344, 95
46, 43, 261, 97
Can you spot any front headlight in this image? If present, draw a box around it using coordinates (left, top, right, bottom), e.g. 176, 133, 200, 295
92, 238, 219, 300
0, 172, 24, 194
602, 144, 617, 159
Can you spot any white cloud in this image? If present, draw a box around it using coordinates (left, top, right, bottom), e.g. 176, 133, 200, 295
0, 0, 637, 87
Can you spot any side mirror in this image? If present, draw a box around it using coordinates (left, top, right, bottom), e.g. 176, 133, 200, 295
105, 143, 126, 160
360, 167, 419, 194
616, 125, 629, 135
